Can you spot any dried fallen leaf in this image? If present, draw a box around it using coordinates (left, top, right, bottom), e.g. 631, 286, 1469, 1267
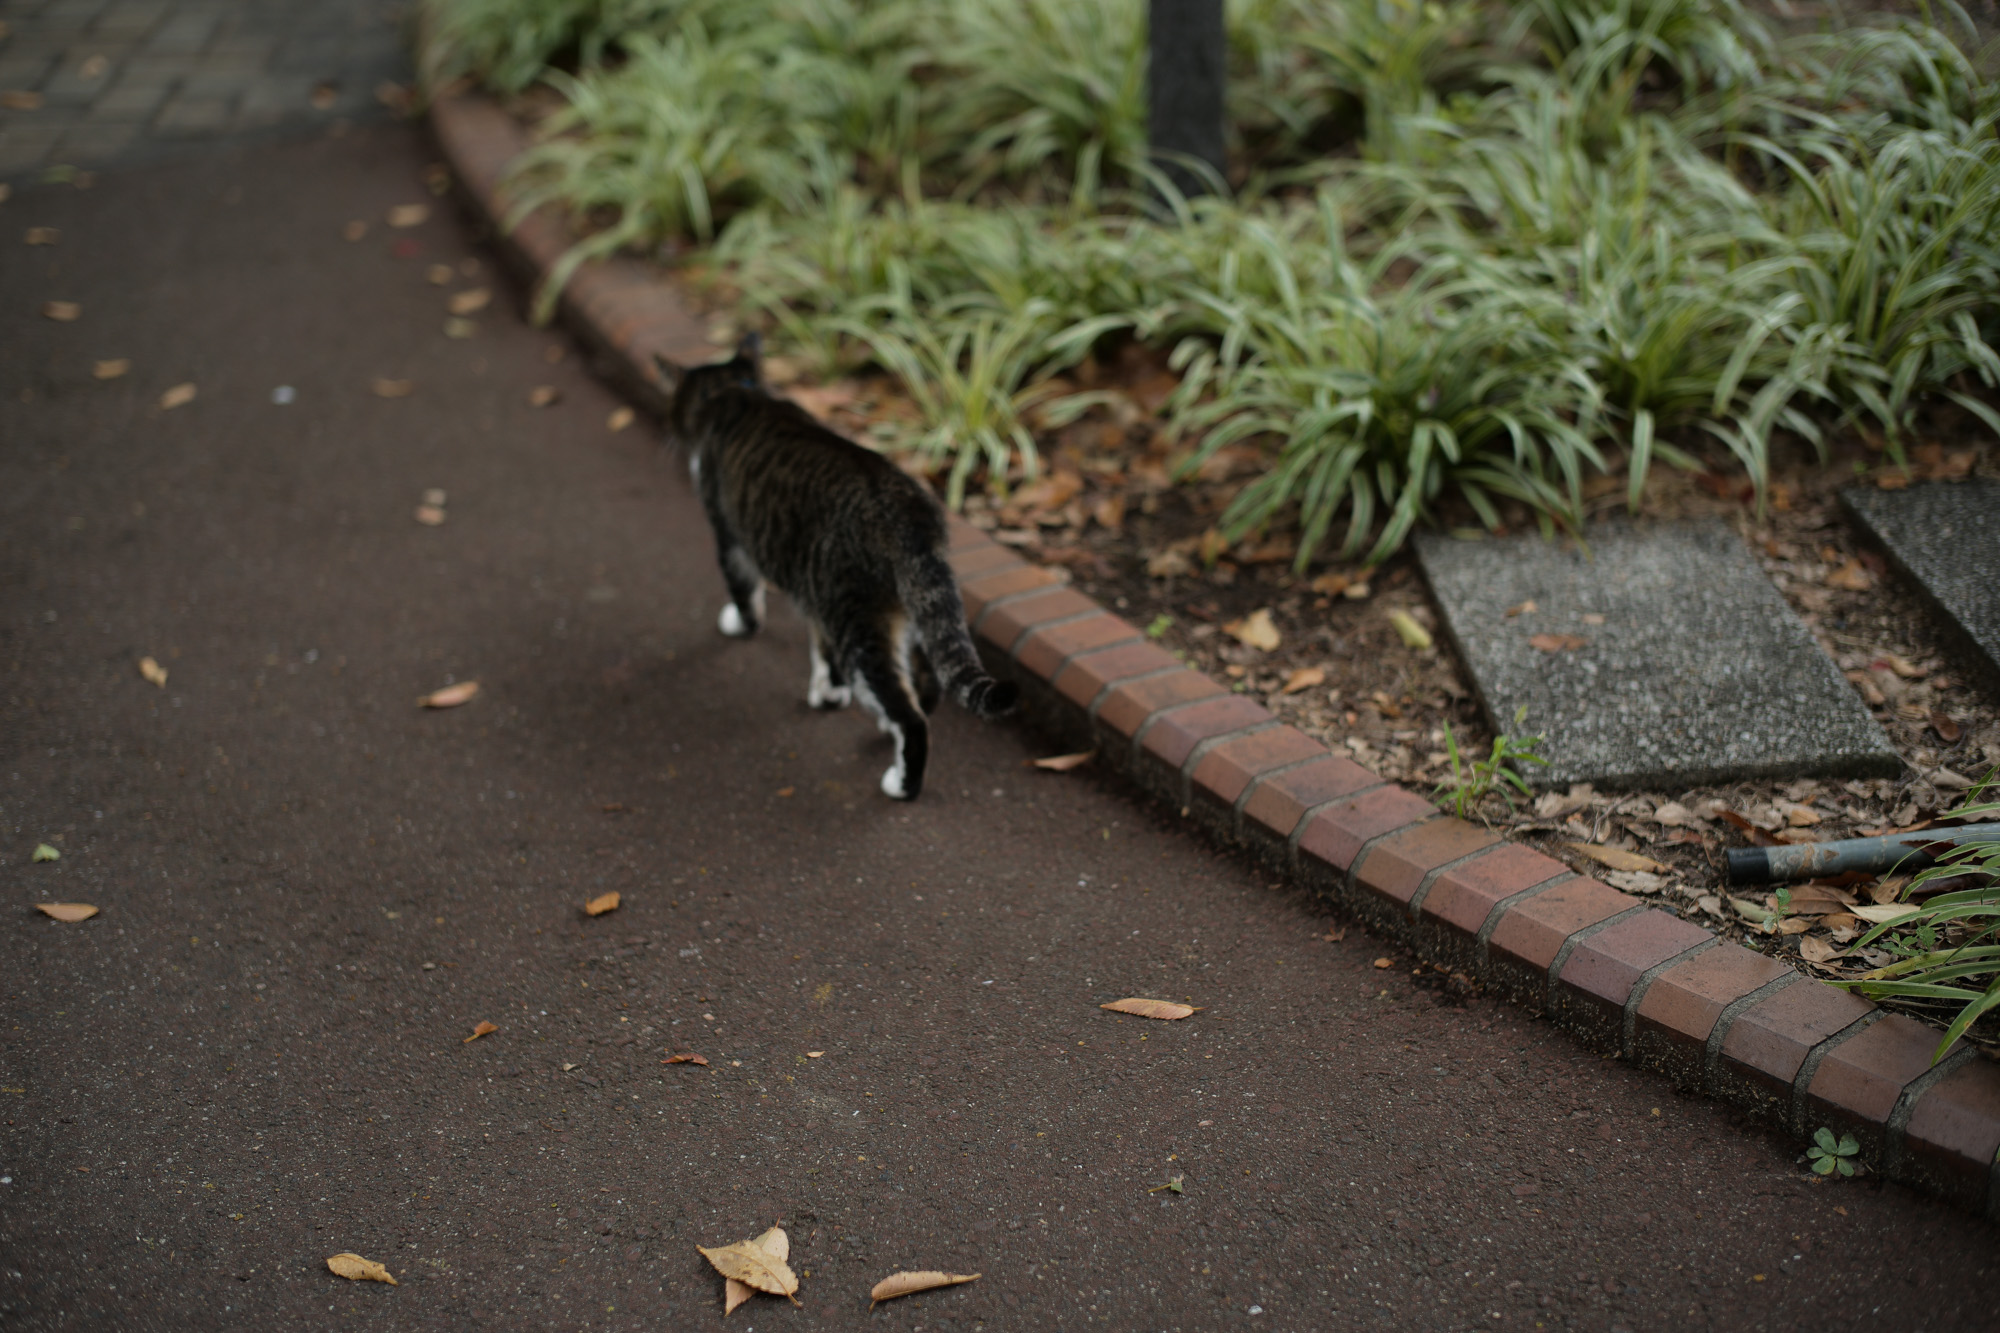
1565, 842, 1669, 874
1308, 571, 1349, 596
1279, 666, 1326, 696
724, 1226, 790, 1314
1225, 608, 1281, 652
1148, 1174, 1186, 1194
463, 1021, 497, 1043
372, 378, 414, 399
327, 1253, 397, 1284
607, 406, 635, 432
138, 656, 168, 688
1604, 870, 1668, 895
1, 90, 45, 110
585, 891, 620, 917
1651, 801, 1701, 828
1776, 916, 1813, 935
92, 358, 129, 380
1730, 897, 1778, 925
1824, 559, 1873, 592
36, 903, 98, 922
342, 219, 368, 241
417, 680, 480, 708
425, 263, 454, 285
414, 504, 446, 526
1146, 547, 1193, 578
1387, 609, 1433, 651
1849, 903, 1920, 925
1529, 633, 1588, 653
870, 1271, 981, 1307
806, 1050, 824, 1058
1879, 653, 1925, 680
664, 1052, 709, 1065
1930, 711, 1961, 743
1785, 804, 1822, 827
386, 203, 429, 228
698, 1232, 800, 1302
25, 226, 58, 245
159, 382, 196, 410
1031, 751, 1094, 772
43, 301, 80, 321
1504, 600, 1538, 617
1373, 957, 1393, 969
1100, 997, 1200, 1021
32, 843, 59, 862
1797, 936, 1843, 964
528, 385, 560, 408
447, 287, 491, 316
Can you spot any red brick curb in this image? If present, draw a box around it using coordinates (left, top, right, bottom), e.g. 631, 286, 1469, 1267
424, 86, 2000, 1219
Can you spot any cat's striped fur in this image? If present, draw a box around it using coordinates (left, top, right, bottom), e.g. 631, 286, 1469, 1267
658, 335, 1018, 800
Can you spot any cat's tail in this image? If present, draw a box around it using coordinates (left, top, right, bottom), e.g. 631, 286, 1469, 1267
901, 550, 1020, 720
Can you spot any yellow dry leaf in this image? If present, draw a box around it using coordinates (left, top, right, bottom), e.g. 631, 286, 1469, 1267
528, 385, 560, 407
1785, 805, 1822, 827
414, 504, 446, 526
93, 358, 129, 380
698, 1232, 800, 1301
372, 378, 414, 399
417, 681, 479, 708
724, 1227, 790, 1314
1308, 572, 1349, 596
1850, 903, 1920, 925
0, 90, 45, 111
36, 903, 98, 922
1824, 559, 1872, 592
1798, 936, 1843, 964
1529, 633, 1587, 653
1373, 957, 1393, 969
663, 1052, 708, 1065
1100, 997, 1200, 1021
870, 1271, 981, 1306
607, 406, 635, 432
425, 263, 454, 285
1565, 842, 1669, 874
159, 382, 197, 410
463, 1021, 497, 1043
138, 656, 168, 688
327, 1253, 397, 1284
585, 891, 621, 917
1387, 609, 1433, 650
1278, 666, 1326, 696
806, 1050, 825, 1058
1225, 608, 1281, 652
386, 203, 429, 228
1030, 751, 1094, 772
1504, 600, 1537, 618
42, 300, 80, 321
447, 287, 491, 316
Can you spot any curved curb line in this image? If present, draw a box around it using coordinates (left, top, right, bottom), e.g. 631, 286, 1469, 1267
424, 85, 2000, 1219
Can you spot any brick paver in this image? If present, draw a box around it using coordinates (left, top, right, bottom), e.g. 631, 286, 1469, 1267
0, 0, 408, 178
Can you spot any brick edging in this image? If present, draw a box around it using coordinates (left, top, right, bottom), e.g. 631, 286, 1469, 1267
422, 84, 2000, 1219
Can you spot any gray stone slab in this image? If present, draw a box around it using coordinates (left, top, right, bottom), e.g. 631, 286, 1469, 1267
1842, 478, 2000, 691
1416, 519, 1899, 790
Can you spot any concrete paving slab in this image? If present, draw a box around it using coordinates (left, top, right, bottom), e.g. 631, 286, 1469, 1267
1842, 479, 2000, 692
1417, 519, 1899, 790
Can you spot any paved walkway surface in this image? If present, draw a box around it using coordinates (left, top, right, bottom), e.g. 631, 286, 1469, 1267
0, 0, 407, 179
4, 116, 1999, 1333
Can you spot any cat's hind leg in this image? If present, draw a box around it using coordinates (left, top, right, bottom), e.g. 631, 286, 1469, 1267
845, 631, 929, 800
806, 623, 851, 710
911, 642, 942, 715
715, 543, 767, 638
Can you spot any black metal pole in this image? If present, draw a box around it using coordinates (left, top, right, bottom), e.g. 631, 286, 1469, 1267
1147, 0, 1227, 198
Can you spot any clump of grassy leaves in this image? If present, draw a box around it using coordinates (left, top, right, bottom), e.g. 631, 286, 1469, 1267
1433, 704, 1548, 820
424, 0, 2000, 564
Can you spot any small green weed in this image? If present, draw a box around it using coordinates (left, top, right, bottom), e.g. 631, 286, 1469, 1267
1432, 705, 1548, 820
1145, 613, 1175, 639
1807, 1126, 1860, 1177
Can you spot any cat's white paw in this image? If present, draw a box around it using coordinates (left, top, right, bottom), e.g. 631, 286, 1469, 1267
880, 765, 911, 799
718, 603, 751, 637
808, 681, 851, 710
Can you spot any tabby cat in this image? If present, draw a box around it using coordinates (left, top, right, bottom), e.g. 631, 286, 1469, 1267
657, 334, 1019, 800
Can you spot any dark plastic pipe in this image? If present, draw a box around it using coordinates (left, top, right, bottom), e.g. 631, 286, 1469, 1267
1724, 823, 2000, 885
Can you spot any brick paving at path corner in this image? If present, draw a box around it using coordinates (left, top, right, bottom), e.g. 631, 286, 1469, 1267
0, 0, 408, 178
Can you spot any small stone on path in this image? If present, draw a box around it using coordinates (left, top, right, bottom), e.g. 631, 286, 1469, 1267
1416, 519, 1898, 790
1841, 479, 2000, 692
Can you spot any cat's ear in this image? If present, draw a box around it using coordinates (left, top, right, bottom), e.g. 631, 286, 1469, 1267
732, 330, 762, 375
652, 353, 686, 394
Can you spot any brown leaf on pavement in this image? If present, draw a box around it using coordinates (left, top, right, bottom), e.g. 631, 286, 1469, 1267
372, 378, 414, 398
1824, 559, 1873, 592
93, 358, 129, 380
42, 301, 80, 321
699, 1230, 800, 1302
584, 891, 621, 917
723, 1226, 790, 1314
1373, 957, 1393, 969
36, 903, 98, 922
414, 504, 446, 525
463, 1021, 497, 1043
425, 263, 454, 285
326, 1253, 398, 1284
386, 203, 429, 228
1565, 842, 1668, 874
1224, 608, 1281, 652
1100, 997, 1200, 1021
159, 382, 196, 409
1, 91, 45, 110
607, 406, 635, 432
25, 227, 58, 245
870, 1271, 981, 1307
447, 287, 491, 316
1030, 751, 1094, 772
663, 1052, 709, 1065
138, 656, 168, 687
1278, 666, 1326, 695
1529, 633, 1587, 653
1504, 600, 1538, 617
417, 681, 479, 708
528, 385, 560, 407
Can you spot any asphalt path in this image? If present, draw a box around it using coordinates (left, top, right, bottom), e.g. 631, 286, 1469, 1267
2, 126, 1995, 1333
